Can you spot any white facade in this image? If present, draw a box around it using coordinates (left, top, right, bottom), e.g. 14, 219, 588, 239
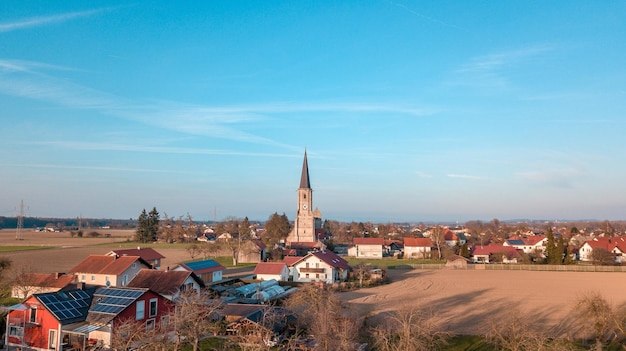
293, 255, 348, 284
404, 246, 431, 259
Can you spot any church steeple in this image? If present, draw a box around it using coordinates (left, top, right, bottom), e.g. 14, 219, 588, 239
299, 150, 311, 189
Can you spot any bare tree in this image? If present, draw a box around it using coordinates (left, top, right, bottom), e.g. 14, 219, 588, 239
173, 289, 224, 351
430, 226, 446, 260
284, 284, 364, 350
8, 265, 39, 299
487, 308, 572, 351
573, 292, 626, 350
371, 305, 449, 351
353, 263, 371, 288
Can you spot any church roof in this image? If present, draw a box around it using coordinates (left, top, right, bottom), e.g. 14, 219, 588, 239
299, 150, 311, 189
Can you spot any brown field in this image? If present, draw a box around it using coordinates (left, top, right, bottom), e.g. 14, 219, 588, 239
0, 229, 193, 273
341, 268, 626, 336
2, 228, 624, 336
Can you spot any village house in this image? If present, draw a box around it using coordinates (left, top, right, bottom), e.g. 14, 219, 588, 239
472, 244, 521, 263
238, 239, 268, 263
444, 229, 467, 247
291, 250, 350, 284
173, 259, 226, 284
253, 262, 290, 282
84, 286, 175, 348
579, 236, 626, 263
5, 288, 93, 351
69, 255, 151, 287
504, 235, 547, 254
348, 237, 385, 258
11, 272, 77, 299
403, 237, 432, 259
126, 268, 205, 300
106, 247, 165, 270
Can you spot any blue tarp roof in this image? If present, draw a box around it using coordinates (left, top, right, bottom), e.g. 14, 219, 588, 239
184, 259, 221, 270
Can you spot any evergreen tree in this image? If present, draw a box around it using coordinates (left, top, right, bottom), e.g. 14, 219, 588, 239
546, 227, 561, 265
147, 207, 160, 242
135, 209, 149, 242
136, 207, 160, 243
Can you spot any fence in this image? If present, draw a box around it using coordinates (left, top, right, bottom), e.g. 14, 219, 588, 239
386, 263, 626, 273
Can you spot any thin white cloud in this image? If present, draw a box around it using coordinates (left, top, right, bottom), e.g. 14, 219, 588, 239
25, 141, 296, 158
0, 8, 110, 33
416, 171, 432, 178
0, 58, 437, 150
1, 163, 183, 174
447, 174, 487, 180
449, 44, 554, 90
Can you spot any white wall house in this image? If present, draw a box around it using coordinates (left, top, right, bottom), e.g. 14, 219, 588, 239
292, 250, 350, 284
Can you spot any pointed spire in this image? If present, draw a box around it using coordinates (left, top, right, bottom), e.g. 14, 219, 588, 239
299, 150, 311, 189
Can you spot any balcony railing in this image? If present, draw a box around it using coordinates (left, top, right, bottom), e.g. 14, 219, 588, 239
300, 267, 325, 273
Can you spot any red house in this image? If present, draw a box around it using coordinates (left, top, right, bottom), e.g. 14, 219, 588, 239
5, 286, 174, 351
5, 288, 93, 351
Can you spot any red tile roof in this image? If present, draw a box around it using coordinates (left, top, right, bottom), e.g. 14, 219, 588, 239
403, 237, 432, 247
69, 255, 149, 275
127, 269, 203, 296
354, 237, 384, 245
283, 256, 301, 266
253, 262, 287, 275
108, 247, 165, 261
24, 273, 76, 289
473, 244, 520, 258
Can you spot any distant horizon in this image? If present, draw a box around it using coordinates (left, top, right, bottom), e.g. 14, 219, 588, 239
2, 2, 625, 222
2, 213, 624, 226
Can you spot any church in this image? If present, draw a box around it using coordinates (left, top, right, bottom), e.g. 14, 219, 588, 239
285, 150, 323, 244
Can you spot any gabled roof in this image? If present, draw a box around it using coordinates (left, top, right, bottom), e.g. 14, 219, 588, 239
108, 247, 165, 261
126, 269, 204, 297
176, 259, 225, 275
473, 244, 520, 258
283, 256, 301, 267
505, 239, 525, 246
354, 237, 384, 245
69, 255, 150, 275
297, 250, 350, 270
87, 287, 148, 325
403, 237, 432, 247
23, 273, 76, 289
222, 303, 265, 323
34, 288, 93, 325
253, 262, 287, 275
250, 239, 267, 250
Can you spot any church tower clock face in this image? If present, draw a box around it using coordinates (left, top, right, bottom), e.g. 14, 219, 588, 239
302, 204, 308, 210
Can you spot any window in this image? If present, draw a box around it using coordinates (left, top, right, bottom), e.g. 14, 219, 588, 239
30, 305, 37, 323
305, 274, 309, 279
136, 300, 145, 320
123, 274, 128, 286
81, 275, 86, 282
149, 298, 158, 317
91, 275, 95, 281
49, 329, 57, 350
9, 325, 23, 338
132, 263, 137, 269
315, 274, 319, 278
160, 315, 170, 329
145, 319, 155, 331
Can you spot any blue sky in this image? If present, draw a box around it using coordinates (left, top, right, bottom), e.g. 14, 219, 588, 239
1, 1, 625, 223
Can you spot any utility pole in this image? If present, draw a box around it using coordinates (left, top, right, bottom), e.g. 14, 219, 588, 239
16, 199, 24, 240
